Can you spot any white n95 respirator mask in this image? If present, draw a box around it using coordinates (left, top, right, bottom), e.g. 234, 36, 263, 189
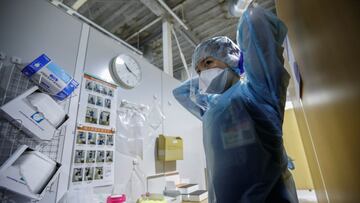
199, 68, 238, 94
27, 92, 66, 127
199, 68, 224, 94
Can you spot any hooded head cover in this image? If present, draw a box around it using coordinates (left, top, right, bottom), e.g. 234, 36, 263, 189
192, 36, 243, 75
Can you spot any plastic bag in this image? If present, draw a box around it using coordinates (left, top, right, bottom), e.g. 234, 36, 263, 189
147, 98, 165, 131
116, 100, 149, 159
116, 99, 165, 159
125, 159, 146, 203
118, 100, 148, 131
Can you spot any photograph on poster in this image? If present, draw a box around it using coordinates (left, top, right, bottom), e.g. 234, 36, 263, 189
94, 83, 102, 93
76, 131, 86, 145
85, 80, 94, 91
96, 96, 103, 107
72, 168, 83, 182
88, 94, 96, 105
97, 133, 106, 145
106, 151, 113, 162
94, 167, 103, 180
84, 167, 94, 181
74, 150, 85, 163
107, 134, 114, 146
105, 98, 111, 109
101, 86, 108, 95
86, 150, 96, 163
96, 151, 105, 163
108, 89, 113, 97
99, 111, 110, 126
87, 132, 96, 145
85, 107, 98, 124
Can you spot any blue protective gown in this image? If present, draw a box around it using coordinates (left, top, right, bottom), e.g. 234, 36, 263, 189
173, 6, 298, 203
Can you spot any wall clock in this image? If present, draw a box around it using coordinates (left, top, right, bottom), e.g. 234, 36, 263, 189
110, 54, 142, 89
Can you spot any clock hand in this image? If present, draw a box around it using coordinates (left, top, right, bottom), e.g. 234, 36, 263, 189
124, 63, 138, 78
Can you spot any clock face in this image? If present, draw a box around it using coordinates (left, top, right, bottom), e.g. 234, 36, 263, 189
110, 54, 142, 89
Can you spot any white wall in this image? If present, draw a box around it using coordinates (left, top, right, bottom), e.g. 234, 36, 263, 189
0, 0, 205, 202
161, 73, 206, 188
0, 0, 82, 73
84, 27, 206, 190
84, 27, 163, 189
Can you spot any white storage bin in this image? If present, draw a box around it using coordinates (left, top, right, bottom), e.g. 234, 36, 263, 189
14, 150, 57, 194
0, 145, 62, 200
0, 86, 69, 141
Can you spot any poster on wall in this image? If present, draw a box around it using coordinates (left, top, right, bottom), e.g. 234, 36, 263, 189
78, 74, 117, 128
70, 74, 117, 188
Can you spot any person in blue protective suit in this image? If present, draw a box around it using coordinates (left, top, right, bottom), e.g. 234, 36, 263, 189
172, 3, 299, 203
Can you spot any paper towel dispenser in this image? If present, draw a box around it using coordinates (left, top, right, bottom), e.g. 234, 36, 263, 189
157, 135, 183, 161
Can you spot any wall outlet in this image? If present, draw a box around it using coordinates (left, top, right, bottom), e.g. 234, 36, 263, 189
0, 52, 6, 60
11, 56, 22, 64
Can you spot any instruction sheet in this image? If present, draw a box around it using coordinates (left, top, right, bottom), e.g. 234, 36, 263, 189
70, 74, 117, 188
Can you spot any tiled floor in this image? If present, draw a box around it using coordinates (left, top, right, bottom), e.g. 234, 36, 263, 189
298, 190, 318, 203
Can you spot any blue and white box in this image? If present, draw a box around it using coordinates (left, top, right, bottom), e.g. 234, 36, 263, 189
21, 54, 79, 101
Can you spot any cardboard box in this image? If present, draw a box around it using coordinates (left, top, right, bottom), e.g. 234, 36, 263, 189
0, 86, 69, 141
0, 145, 62, 200
21, 54, 79, 101
157, 135, 183, 161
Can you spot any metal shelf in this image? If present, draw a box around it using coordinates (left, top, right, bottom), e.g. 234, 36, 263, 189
0, 59, 66, 202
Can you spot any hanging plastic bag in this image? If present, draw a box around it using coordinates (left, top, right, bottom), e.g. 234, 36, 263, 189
125, 159, 146, 203
146, 97, 165, 132
116, 136, 144, 160
118, 101, 148, 131
117, 100, 148, 144
116, 100, 149, 159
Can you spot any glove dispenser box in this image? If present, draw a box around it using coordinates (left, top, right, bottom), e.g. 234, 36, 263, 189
0, 145, 62, 200
20, 54, 79, 101
0, 86, 69, 141
157, 135, 183, 161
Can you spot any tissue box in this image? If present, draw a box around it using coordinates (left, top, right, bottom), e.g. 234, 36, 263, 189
157, 135, 183, 161
0, 86, 69, 141
21, 54, 78, 101
0, 145, 62, 200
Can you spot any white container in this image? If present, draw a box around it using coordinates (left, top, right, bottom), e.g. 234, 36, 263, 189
0, 86, 69, 141
14, 150, 57, 194
27, 92, 66, 127
0, 145, 62, 200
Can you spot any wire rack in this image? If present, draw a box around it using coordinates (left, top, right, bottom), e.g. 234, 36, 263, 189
0, 60, 66, 201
